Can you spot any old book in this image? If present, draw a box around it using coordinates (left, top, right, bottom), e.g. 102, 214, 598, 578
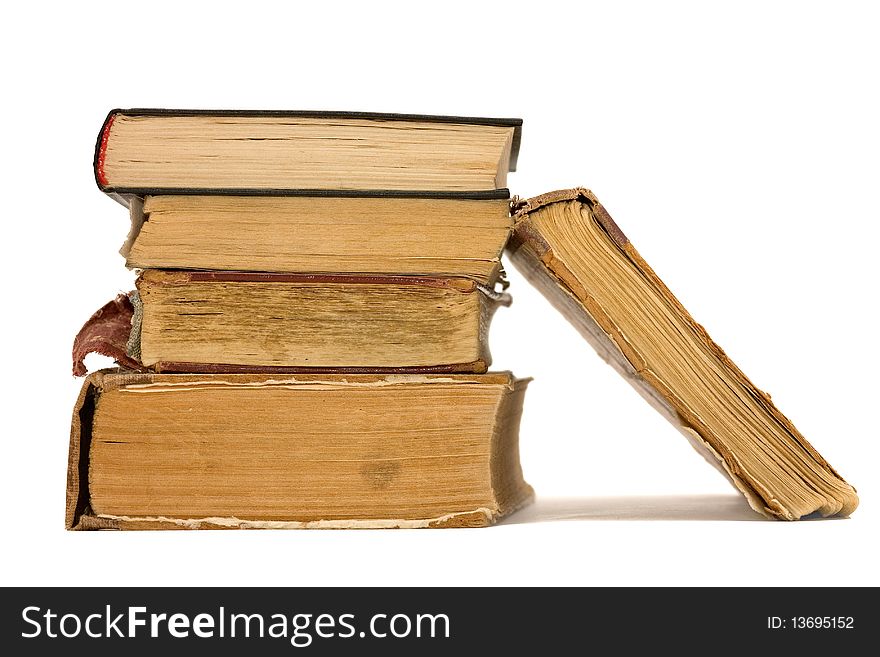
67, 370, 532, 530
95, 109, 521, 194
72, 271, 508, 375
508, 188, 858, 520
120, 194, 512, 284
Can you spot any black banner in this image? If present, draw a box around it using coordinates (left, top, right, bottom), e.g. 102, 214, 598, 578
0, 587, 871, 653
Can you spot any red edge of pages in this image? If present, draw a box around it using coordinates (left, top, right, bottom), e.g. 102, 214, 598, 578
95, 113, 115, 187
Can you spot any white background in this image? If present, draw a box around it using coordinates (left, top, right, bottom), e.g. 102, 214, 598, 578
1, 1, 877, 587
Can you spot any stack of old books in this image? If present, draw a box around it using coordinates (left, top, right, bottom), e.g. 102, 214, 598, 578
71, 109, 859, 527
69, 110, 533, 529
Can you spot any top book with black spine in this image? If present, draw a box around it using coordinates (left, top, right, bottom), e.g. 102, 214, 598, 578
94, 109, 522, 200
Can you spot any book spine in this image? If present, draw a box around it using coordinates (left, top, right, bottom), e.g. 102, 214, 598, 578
93, 110, 119, 190
67, 373, 118, 530
71, 294, 142, 376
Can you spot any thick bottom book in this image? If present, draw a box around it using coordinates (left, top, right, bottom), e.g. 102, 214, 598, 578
67, 370, 532, 530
